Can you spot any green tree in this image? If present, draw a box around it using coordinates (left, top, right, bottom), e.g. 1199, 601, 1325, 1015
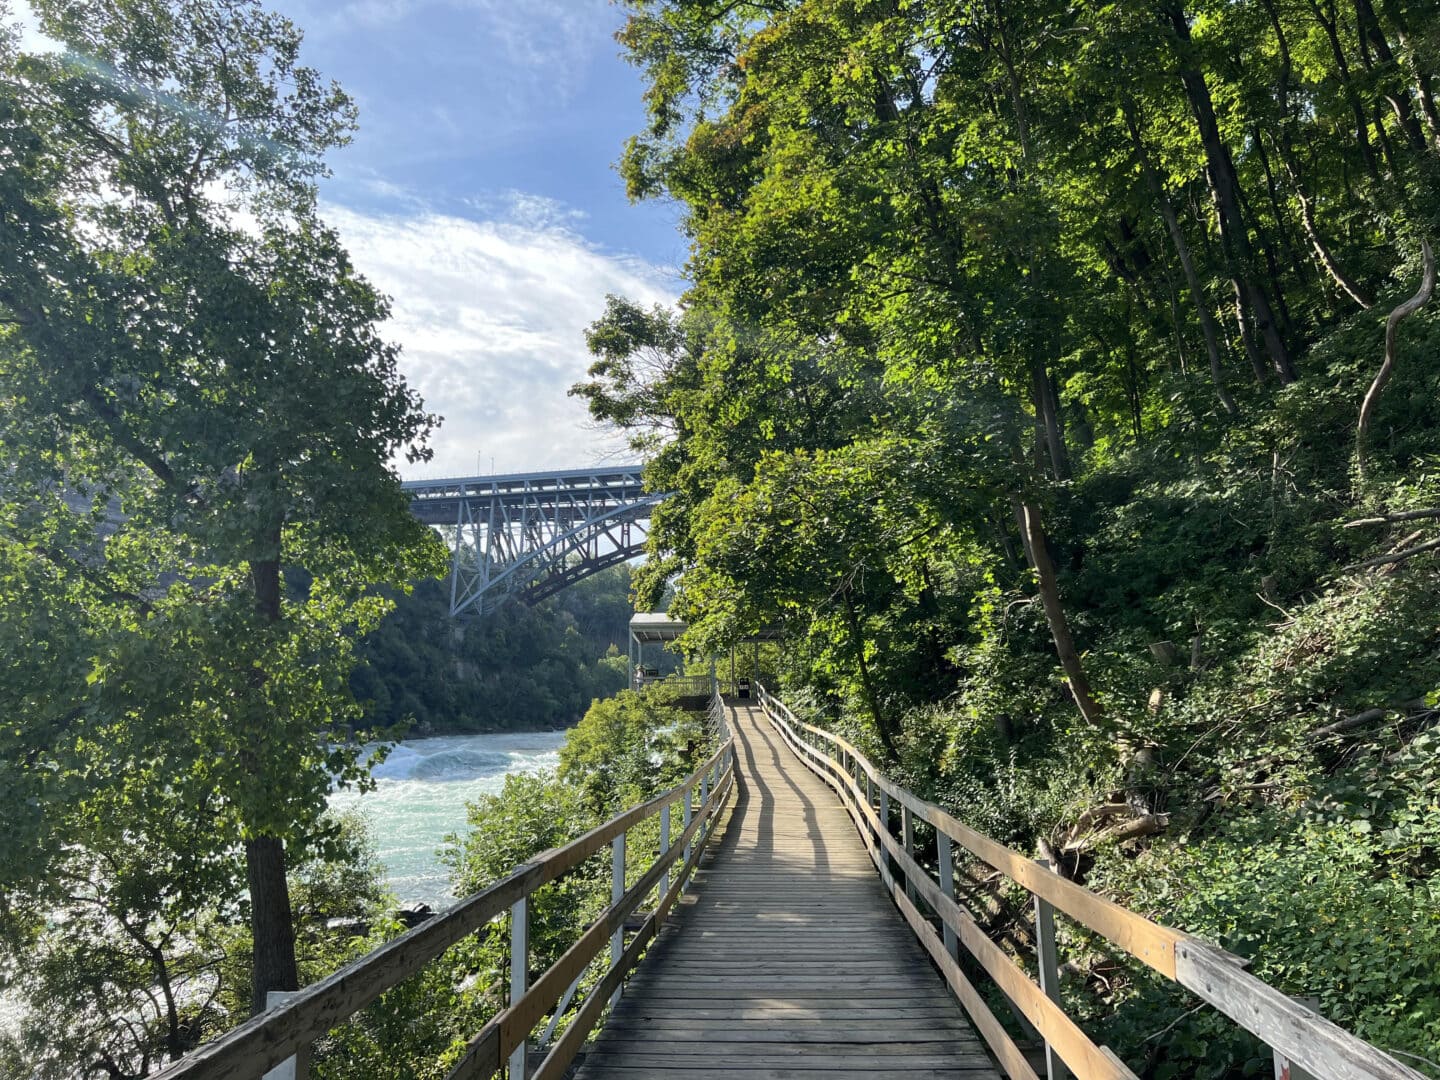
0, 0, 443, 1031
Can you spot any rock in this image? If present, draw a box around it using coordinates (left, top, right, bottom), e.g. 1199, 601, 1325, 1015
395, 902, 436, 928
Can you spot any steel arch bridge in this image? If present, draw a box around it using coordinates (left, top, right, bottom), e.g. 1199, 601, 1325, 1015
403, 466, 667, 617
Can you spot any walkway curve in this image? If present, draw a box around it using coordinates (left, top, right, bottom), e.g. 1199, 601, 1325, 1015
572, 702, 999, 1079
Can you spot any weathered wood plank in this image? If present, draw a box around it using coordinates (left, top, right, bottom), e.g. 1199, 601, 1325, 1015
1174, 940, 1426, 1080
574, 703, 999, 1080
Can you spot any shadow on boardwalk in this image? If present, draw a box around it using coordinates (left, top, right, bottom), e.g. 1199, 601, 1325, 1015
572, 703, 999, 1080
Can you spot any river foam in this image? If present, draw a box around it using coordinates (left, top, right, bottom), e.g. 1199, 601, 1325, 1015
328, 730, 568, 908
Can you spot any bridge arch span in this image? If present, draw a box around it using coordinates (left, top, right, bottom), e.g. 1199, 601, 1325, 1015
403, 465, 668, 617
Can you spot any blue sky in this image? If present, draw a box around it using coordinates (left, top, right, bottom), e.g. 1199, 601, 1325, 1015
286, 0, 686, 266
15, 0, 688, 477
284, 0, 687, 477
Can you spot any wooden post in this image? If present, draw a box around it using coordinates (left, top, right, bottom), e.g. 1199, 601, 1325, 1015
261, 993, 310, 1080
937, 833, 959, 962
682, 789, 693, 889
902, 806, 917, 905
659, 803, 671, 903
509, 896, 528, 1079
878, 790, 894, 889
1034, 858, 1067, 1080
610, 832, 625, 1008
1273, 998, 1320, 1080
1273, 1054, 1317, 1080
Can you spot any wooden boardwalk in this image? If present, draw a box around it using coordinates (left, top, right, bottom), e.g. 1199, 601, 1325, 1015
573, 702, 999, 1080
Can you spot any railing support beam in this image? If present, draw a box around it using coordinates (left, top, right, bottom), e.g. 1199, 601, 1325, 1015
937, 833, 959, 963
509, 896, 528, 1079
610, 832, 625, 1009
1034, 858, 1067, 1080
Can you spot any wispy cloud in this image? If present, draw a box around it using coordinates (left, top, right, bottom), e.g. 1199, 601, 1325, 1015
324, 199, 679, 478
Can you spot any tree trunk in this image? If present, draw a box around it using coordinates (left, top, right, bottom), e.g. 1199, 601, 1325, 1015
1379, 0, 1440, 150
1251, 125, 1312, 288
1357, 238, 1435, 481
840, 584, 895, 754
1283, 147, 1375, 307
246, 833, 299, 1015
1353, 0, 1427, 150
1032, 359, 1069, 480
1167, 2, 1296, 384
1009, 495, 1104, 726
1259, 0, 1374, 309
245, 544, 300, 1015
1303, 0, 1382, 178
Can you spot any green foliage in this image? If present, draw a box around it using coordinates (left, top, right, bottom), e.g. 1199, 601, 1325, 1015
559, 689, 702, 814
351, 566, 632, 736
580, 0, 1440, 1072
0, 0, 444, 1056
0, 811, 390, 1078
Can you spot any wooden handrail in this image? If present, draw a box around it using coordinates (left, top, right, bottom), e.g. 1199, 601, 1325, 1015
755, 682, 1425, 1080
155, 731, 737, 1080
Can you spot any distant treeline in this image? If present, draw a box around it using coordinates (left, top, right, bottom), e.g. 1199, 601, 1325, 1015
351, 565, 634, 735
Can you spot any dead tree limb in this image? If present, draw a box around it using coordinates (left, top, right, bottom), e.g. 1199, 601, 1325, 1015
1344, 507, 1440, 527
1345, 535, 1440, 570
1357, 238, 1435, 481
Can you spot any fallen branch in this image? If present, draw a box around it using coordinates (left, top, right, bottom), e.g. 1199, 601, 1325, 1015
1345, 535, 1440, 570
1357, 237, 1436, 482
1312, 708, 1387, 738
1344, 507, 1440, 528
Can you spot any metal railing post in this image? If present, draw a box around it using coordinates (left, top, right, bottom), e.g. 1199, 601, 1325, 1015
937, 832, 959, 962
901, 805, 916, 904
659, 803, 671, 902
878, 789, 893, 888
610, 832, 625, 1008
1034, 858, 1066, 1080
682, 787, 693, 888
509, 896, 528, 1078
260, 993, 310, 1080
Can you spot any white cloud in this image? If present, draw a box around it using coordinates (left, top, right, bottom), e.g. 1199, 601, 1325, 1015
323, 201, 680, 479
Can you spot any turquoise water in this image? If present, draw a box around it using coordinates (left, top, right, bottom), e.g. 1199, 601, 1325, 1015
328, 730, 569, 908
0, 732, 566, 1039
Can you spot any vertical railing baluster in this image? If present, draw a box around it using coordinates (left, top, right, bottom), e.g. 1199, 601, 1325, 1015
659, 803, 671, 903
937, 832, 959, 962
509, 895, 528, 1079
878, 789, 893, 887
610, 832, 626, 1009
682, 787, 693, 887
901, 805, 916, 904
260, 993, 309, 1080
1034, 857, 1066, 1080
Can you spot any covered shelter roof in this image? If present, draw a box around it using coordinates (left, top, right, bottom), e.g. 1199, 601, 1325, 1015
629, 613, 785, 644
629, 613, 688, 644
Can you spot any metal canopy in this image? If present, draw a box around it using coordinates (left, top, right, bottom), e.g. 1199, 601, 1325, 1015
628, 613, 784, 644
629, 613, 689, 643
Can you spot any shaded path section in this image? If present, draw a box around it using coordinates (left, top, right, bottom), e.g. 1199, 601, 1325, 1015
573, 702, 998, 1079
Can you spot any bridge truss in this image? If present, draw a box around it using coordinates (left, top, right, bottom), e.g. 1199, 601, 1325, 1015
403, 466, 666, 617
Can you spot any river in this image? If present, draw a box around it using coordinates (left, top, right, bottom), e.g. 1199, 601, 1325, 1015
0, 731, 565, 1042
327, 729, 569, 909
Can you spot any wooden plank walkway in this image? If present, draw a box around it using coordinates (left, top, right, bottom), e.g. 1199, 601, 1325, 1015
572, 702, 999, 1080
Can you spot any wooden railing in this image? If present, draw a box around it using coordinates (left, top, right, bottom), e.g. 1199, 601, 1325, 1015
155, 731, 736, 1080
754, 682, 1424, 1080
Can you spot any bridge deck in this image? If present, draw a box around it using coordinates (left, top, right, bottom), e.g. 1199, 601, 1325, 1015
573, 702, 999, 1080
